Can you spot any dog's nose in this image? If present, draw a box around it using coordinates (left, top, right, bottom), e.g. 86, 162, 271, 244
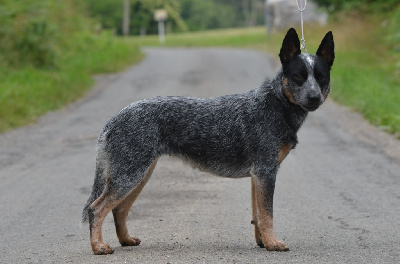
308, 94, 321, 104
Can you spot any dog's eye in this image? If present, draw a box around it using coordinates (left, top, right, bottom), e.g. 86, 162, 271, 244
292, 74, 303, 81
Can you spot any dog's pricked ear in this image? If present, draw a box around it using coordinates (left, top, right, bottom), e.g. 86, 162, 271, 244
279, 28, 301, 65
316, 31, 335, 67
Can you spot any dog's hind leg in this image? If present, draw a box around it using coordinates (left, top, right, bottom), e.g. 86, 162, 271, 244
89, 153, 159, 255
88, 189, 123, 255
112, 158, 158, 247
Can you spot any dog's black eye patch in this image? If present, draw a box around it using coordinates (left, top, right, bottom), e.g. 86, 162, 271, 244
282, 57, 308, 85
293, 73, 304, 82
314, 70, 326, 82
314, 57, 330, 85
291, 72, 307, 85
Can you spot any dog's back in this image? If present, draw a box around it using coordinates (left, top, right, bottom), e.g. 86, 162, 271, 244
93, 80, 307, 179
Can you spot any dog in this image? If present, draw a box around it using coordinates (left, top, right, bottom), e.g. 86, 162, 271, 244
82, 28, 334, 255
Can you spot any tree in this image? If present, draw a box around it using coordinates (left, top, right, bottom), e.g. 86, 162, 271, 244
179, 0, 240, 31
312, 0, 399, 11
242, 0, 261, 27
85, 0, 268, 35
85, 0, 186, 35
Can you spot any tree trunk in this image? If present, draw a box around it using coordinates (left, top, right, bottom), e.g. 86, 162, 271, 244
122, 0, 130, 36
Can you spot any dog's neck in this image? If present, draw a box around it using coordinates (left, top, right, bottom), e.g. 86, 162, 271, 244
260, 70, 309, 132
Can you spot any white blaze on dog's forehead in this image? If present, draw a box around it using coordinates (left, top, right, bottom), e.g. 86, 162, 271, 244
300, 53, 315, 68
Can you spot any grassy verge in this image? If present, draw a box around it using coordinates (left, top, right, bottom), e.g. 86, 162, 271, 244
0, 35, 143, 132
126, 27, 271, 48
126, 14, 400, 137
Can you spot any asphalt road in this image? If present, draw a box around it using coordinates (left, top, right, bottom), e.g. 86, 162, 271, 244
0, 48, 399, 264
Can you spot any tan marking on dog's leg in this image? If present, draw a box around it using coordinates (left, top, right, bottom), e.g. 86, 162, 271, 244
112, 158, 158, 246
252, 176, 289, 252
279, 144, 293, 163
90, 193, 123, 255
251, 177, 264, 247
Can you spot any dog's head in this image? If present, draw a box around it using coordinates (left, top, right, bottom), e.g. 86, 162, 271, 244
279, 28, 335, 111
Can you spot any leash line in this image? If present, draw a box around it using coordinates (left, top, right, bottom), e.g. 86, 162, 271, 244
296, 0, 307, 53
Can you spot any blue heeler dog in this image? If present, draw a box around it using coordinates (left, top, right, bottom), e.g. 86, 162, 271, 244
82, 28, 335, 255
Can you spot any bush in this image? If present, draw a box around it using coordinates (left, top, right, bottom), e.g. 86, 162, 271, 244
0, 1, 144, 132
0, 1, 55, 67
0, 0, 95, 68
314, 0, 400, 12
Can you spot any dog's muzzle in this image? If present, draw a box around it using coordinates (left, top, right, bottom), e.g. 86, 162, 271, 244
303, 94, 322, 111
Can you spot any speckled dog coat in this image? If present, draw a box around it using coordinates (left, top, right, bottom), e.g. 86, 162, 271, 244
83, 28, 335, 255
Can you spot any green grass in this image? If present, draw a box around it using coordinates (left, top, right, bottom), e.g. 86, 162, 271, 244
0, 35, 144, 132
332, 50, 400, 134
127, 27, 271, 48
312, 16, 400, 135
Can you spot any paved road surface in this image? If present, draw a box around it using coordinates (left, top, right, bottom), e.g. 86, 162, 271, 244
0, 48, 399, 263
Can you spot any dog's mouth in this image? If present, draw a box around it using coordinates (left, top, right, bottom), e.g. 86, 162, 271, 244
301, 103, 320, 112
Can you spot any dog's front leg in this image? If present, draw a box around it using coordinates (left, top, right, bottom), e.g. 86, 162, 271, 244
251, 176, 264, 248
251, 167, 289, 251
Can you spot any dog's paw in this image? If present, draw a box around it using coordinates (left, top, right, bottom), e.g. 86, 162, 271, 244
255, 235, 265, 248
120, 236, 141, 247
92, 243, 114, 255
264, 240, 289, 252
257, 240, 265, 248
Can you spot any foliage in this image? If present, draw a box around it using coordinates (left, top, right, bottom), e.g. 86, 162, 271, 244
179, 0, 239, 31
86, 0, 266, 35
0, 0, 56, 68
130, 0, 187, 34
0, 34, 143, 132
313, 0, 400, 12
0, 0, 143, 132
388, 5, 400, 53
86, 0, 187, 35
0, 0, 96, 68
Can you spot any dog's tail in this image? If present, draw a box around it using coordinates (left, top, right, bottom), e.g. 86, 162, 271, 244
82, 131, 109, 223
